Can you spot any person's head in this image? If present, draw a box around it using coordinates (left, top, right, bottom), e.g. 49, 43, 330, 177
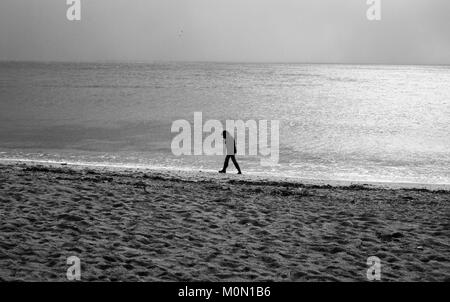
222, 130, 227, 139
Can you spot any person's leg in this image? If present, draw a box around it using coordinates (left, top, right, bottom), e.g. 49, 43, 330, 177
219, 155, 231, 173
230, 156, 242, 174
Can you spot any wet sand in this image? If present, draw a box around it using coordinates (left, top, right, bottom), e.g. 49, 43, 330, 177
0, 162, 449, 281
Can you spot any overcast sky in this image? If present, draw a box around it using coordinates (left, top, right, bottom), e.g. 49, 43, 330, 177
0, 0, 449, 64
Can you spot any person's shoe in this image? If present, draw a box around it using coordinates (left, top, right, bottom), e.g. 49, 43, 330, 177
218, 170, 226, 173
237, 171, 242, 175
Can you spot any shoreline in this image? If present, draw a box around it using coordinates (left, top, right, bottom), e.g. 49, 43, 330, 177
1, 158, 449, 191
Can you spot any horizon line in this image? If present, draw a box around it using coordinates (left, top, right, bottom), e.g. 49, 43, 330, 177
0, 59, 449, 67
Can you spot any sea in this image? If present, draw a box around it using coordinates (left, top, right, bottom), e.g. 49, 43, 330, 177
0, 62, 449, 185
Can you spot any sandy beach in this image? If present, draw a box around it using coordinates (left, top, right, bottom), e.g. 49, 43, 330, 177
0, 161, 449, 282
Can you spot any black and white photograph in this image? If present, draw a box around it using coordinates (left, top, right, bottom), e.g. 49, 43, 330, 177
0, 0, 449, 288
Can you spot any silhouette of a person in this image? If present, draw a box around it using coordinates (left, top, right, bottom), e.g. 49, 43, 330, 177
219, 130, 242, 174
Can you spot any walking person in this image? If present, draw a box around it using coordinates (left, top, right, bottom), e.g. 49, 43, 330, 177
219, 130, 242, 174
